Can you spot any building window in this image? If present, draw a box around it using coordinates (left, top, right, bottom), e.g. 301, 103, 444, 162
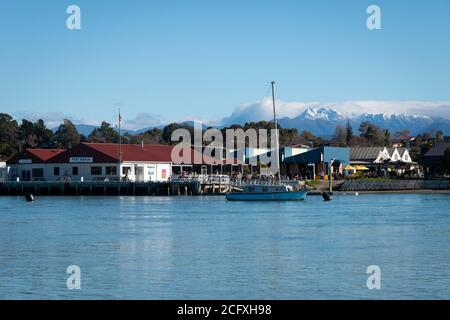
91, 166, 102, 175
147, 166, 155, 176
32, 168, 44, 178
54, 167, 60, 176
106, 166, 117, 175
122, 167, 131, 175
72, 167, 78, 176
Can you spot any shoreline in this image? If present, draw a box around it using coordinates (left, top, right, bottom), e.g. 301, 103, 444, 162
308, 189, 450, 195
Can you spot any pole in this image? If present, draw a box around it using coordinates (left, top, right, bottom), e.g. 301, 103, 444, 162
118, 108, 122, 180
271, 81, 282, 184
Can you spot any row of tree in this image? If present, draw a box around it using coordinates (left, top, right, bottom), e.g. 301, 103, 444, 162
0, 113, 446, 162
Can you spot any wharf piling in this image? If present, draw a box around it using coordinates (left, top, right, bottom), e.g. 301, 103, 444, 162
0, 181, 203, 196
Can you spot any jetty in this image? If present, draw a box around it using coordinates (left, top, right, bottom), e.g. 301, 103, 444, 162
0, 174, 244, 196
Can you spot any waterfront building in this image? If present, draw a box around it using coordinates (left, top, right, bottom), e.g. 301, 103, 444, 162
350, 147, 417, 176
5, 143, 243, 182
0, 161, 7, 183
46, 143, 173, 182
350, 147, 414, 165
423, 141, 450, 177
282, 146, 350, 180
6, 149, 65, 181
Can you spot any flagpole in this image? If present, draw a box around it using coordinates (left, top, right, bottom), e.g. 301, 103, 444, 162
119, 108, 122, 180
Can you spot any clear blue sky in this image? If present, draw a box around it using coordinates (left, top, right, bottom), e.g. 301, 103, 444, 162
0, 0, 449, 126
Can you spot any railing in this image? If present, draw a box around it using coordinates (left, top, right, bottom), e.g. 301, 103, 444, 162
170, 174, 230, 185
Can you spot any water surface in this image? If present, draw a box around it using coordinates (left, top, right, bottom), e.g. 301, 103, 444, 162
0, 194, 449, 299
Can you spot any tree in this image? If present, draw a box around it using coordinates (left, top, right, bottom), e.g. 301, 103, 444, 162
135, 128, 164, 144
19, 119, 54, 149
443, 148, 450, 174
436, 130, 444, 142
383, 129, 392, 146
33, 119, 54, 148
394, 129, 411, 139
346, 119, 353, 146
54, 119, 81, 148
332, 125, 347, 147
87, 121, 119, 143
359, 121, 384, 146
162, 123, 194, 144
299, 130, 321, 147
0, 113, 19, 159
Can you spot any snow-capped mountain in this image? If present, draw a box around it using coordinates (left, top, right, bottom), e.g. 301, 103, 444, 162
296, 107, 347, 121
63, 107, 450, 138
277, 107, 449, 136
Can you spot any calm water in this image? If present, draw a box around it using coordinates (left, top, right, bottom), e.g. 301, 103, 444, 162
0, 194, 450, 299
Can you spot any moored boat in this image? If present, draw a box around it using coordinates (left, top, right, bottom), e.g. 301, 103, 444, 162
225, 81, 308, 202
226, 184, 307, 201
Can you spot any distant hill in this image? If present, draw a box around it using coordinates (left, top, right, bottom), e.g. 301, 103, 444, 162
246, 107, 450, 136
57, 107, 450, 138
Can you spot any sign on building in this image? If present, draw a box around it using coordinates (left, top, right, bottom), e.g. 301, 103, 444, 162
69, 157, 93, 163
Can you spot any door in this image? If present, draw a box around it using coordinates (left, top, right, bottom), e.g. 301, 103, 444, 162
21, 170, 31, 181
135, 166, 144, 182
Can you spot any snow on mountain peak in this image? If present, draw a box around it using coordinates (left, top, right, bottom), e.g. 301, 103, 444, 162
298, 106, 347, 121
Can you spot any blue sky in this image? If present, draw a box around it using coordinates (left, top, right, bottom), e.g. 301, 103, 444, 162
0, 0, 449, 129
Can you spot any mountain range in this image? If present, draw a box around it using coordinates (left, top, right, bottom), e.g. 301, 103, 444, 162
65, 107, 450, 137
276, 107, 450, 137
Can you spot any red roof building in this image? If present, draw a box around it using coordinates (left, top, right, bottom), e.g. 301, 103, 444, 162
6, 148, 65, 164
5, 143, 241, 182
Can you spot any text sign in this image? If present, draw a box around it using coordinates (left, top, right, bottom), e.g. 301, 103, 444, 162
18, 159, 32, 164
69, 157, 93, 163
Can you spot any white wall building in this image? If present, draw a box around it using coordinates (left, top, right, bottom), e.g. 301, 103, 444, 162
7, 143, 174, 182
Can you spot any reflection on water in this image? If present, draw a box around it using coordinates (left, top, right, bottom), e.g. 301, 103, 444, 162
0, 194, 450, 299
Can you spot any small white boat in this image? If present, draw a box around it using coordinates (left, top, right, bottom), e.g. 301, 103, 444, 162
226, 184, 307, 201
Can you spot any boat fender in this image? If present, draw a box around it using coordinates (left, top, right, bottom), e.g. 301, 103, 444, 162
321, 192, 332, 201
25, 192, 35, 202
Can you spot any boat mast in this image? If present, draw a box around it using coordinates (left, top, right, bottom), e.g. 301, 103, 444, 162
271, 81, 281, 184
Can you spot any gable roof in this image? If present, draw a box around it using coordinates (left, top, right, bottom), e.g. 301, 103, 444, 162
48, 143, 242, 165
424, 142, 450, 157
87, 143, 174, 162
6, 148, 65, 164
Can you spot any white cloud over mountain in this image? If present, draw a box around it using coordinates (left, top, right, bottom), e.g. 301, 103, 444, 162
12, 99, 450, 132
221, 98, 450, 125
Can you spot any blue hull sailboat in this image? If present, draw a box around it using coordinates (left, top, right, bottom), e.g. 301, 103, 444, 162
226, 185, 307, 201
225, 81, 308, 202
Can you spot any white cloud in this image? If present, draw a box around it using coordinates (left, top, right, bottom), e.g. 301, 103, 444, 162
12, 111, 98, 129
123, 112, 162, 131
11, 99, 450, 131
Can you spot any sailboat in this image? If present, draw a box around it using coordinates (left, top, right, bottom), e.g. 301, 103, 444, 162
225, 82, 308, 201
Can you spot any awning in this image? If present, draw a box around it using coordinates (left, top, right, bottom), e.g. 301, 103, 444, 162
355, 165, 369, 171
344, 165, 355, 170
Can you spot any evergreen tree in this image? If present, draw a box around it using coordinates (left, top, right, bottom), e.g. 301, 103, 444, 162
346, 119, 353, 146
54, 119, 81, 148
87, 121, 119, 143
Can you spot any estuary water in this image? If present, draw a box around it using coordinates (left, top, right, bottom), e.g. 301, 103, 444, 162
0, 194, 449, 299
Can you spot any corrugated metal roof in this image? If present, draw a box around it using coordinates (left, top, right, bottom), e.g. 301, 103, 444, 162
425, 142, 450, 157
6, 148, 65, 164
350, 147, 383, 160
86, 143, 173, 162
47, 143, 241, 165
27, 149, 66, 161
